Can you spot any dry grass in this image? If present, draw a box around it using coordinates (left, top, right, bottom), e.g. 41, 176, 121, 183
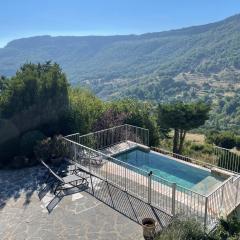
163, 131, 205, 145
185, 133, 205, 144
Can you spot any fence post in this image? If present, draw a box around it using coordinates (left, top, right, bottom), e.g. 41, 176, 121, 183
125, 125, 128, 142
204, 196, 208, 231
89, 151, 92, 174
220, 185, 224, 210
124, 166, 127, 191
136, 128, 138, 143
235, 179, 240, 207
74, 144, 77, 161
147, 129, 149, 146
105, 158, 108, 181
172, 183, 176, 216
148, 171, 153, 204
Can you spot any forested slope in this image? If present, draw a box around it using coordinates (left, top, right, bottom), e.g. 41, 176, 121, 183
0, 14, 239, 98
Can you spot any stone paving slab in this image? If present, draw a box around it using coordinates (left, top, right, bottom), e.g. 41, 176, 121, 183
0, 166, 143, 240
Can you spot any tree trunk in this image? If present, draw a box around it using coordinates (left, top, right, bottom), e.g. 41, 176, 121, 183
178, 129, 186, 154
173, 129, 179, 153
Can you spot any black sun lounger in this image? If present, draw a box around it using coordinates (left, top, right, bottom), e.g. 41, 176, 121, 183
39, 159, 89, 212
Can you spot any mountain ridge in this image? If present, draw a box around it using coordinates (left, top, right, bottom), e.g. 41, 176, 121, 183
0, 13, 240, 99
4, 13, 240, 47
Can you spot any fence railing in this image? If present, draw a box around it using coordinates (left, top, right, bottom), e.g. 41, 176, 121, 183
213, 146, 240, 174
206, 175, 240, 227
151, 147, 219, 172
63, 125, 240, 231
64, 137, 167, 206
65, 124, 149, 150
151, 146, 240, 227
63, 136, 212, 226
151, 146, 240, 175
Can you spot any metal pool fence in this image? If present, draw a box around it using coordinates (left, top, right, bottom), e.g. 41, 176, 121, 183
65, 124, 149, 150
152, 146, 240, 174
63, 125, 240, 231
213, 146, 240, 173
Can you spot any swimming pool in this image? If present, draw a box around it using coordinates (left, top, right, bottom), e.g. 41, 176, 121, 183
114, 148, 225, 194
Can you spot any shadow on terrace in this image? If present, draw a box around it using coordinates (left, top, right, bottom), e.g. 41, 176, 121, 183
0, 161, 70, 210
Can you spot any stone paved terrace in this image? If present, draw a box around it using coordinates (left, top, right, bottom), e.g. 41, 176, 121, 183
0, 166, 145, 240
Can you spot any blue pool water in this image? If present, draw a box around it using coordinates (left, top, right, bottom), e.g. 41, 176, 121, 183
114, 148, 224, 194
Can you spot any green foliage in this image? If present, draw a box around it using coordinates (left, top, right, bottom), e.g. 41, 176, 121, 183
0, 62, 69, 119
0, 119, 20, 164
0, 137, 20, 166
155, 216, 240, 240
34, 135, 67, 162
109, 99, 160, 146
69, 88, 104, 134
235, 136, 240, 150
0, 62, 69, 167
155, 218, 207, 240
0, 76, 9, 92
20, 130, 45, 158
210, 216, 240, 240
206, 131, 236, 149
204, 94, 240, 135
92, 108, 128, 131
201, 144, 214, 155
206, 131, 220, 144
125, 77, 191, 102
158, 102, 210, 131
190, 143, 205, 152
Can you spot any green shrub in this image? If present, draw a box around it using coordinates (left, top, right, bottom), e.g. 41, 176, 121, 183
216, 132, 236, 149
154, 216, 240, 240
190, 143, 205, 151
235, 136, 240, 150
206, 130, 219, 144
0, 119, 20, 167
202, 144, 214, 155
34, 135, 67, 162
50, 135, 67, 159
210, 216, 240, 240
0, 137, 20, 167
20, 130, 45, 158
154, 218, 207, 240
206, 131, 236, 149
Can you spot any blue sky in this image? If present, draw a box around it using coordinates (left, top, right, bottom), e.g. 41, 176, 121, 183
0, 0, 240, 47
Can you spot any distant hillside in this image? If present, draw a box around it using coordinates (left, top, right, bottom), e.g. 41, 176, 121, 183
0, 14, 240, 99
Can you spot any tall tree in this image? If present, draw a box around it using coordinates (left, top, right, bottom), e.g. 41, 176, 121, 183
0, 62, 69, 135
157, 102, 210, 154
69, 88, 104, 134
0, 62, 69, 163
